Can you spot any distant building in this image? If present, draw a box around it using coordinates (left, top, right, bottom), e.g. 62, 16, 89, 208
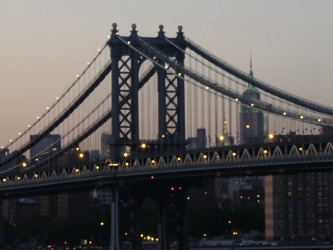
28, 134, 93, 224
239, 60, 264, 144
186, 129, 207, 149
40, 192, 91, 223
217, 59, 265, 211
265, 172, 333, 242
3, 198, 41, 225
197, 128, 207, 149
101, 133, 112, 159
216, 119, 234, 146
0, 147, 9, 160
265, 133, 333, 242
14, 198, 41, 223
91, 188, 112, 206
0, 147, 17, 171
90, 150, 100, 161
188, 180, 218, 208
216, 177, 264, 209
0, 147, 14, 172
30, 134, 61, 159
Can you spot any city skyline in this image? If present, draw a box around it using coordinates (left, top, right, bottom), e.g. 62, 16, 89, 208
0, 0, 332, 146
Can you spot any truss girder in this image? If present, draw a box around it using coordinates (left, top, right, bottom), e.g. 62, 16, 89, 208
156, 53, 185, 148
3, 141, 333, 189
164, 70, 180, 133
117, 56, 137, 142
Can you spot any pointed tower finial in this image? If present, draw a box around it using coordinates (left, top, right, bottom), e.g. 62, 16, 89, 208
250, 51, 253, 74
247, 51, 255, 90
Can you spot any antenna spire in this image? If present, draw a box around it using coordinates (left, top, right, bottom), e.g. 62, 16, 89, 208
247, 51, 255, 90
250, 51, 253, 74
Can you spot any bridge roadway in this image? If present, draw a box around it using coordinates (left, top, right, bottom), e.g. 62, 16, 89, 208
1, 139, 333, 198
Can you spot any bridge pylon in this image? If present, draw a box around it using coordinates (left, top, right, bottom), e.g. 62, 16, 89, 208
118, 180, 190, 250
108, 23, 187, 163
157, 184, 189, 250
0, 199, 3, 247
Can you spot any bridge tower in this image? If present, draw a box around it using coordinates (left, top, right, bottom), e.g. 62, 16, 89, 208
107, 24, 187, 250
108, 23, 186, 163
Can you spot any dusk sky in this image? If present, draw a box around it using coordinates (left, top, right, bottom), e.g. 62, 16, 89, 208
0, 0, 332, 146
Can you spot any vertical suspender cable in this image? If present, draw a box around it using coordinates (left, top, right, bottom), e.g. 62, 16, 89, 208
188, 52, 193, 138
201, 62, 205, 130
235, 78, 239, 144
208, 65, 211, 147
194, 53, 199, 135
228, 77, 232, 141
214, 68, 218, 146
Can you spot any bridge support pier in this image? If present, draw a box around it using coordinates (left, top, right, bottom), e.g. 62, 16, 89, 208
158, 186, 189, 250
120, 189, 143, 250
158, 194, 168, 250
0, 199, 3, 247
110, 183, 120, 250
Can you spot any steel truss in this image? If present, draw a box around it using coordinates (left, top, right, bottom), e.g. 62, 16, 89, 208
108, 24, 186, 162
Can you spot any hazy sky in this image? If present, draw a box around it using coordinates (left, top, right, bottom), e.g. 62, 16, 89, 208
0, 0, 332, 145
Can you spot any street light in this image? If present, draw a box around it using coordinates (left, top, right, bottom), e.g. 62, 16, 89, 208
99, 221, 104, 246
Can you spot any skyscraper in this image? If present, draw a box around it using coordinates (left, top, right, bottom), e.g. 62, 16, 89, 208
265, 171, 333, 242
101, 133, 112, 159
239, 57, 264, 144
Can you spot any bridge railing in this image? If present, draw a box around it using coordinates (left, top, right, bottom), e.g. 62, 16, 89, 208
1, 141, 333, 195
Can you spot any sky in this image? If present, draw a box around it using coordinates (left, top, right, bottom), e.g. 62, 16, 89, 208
0, 0, 332, 146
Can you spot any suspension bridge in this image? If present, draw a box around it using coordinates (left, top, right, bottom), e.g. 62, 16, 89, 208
1, 24, 333, 250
